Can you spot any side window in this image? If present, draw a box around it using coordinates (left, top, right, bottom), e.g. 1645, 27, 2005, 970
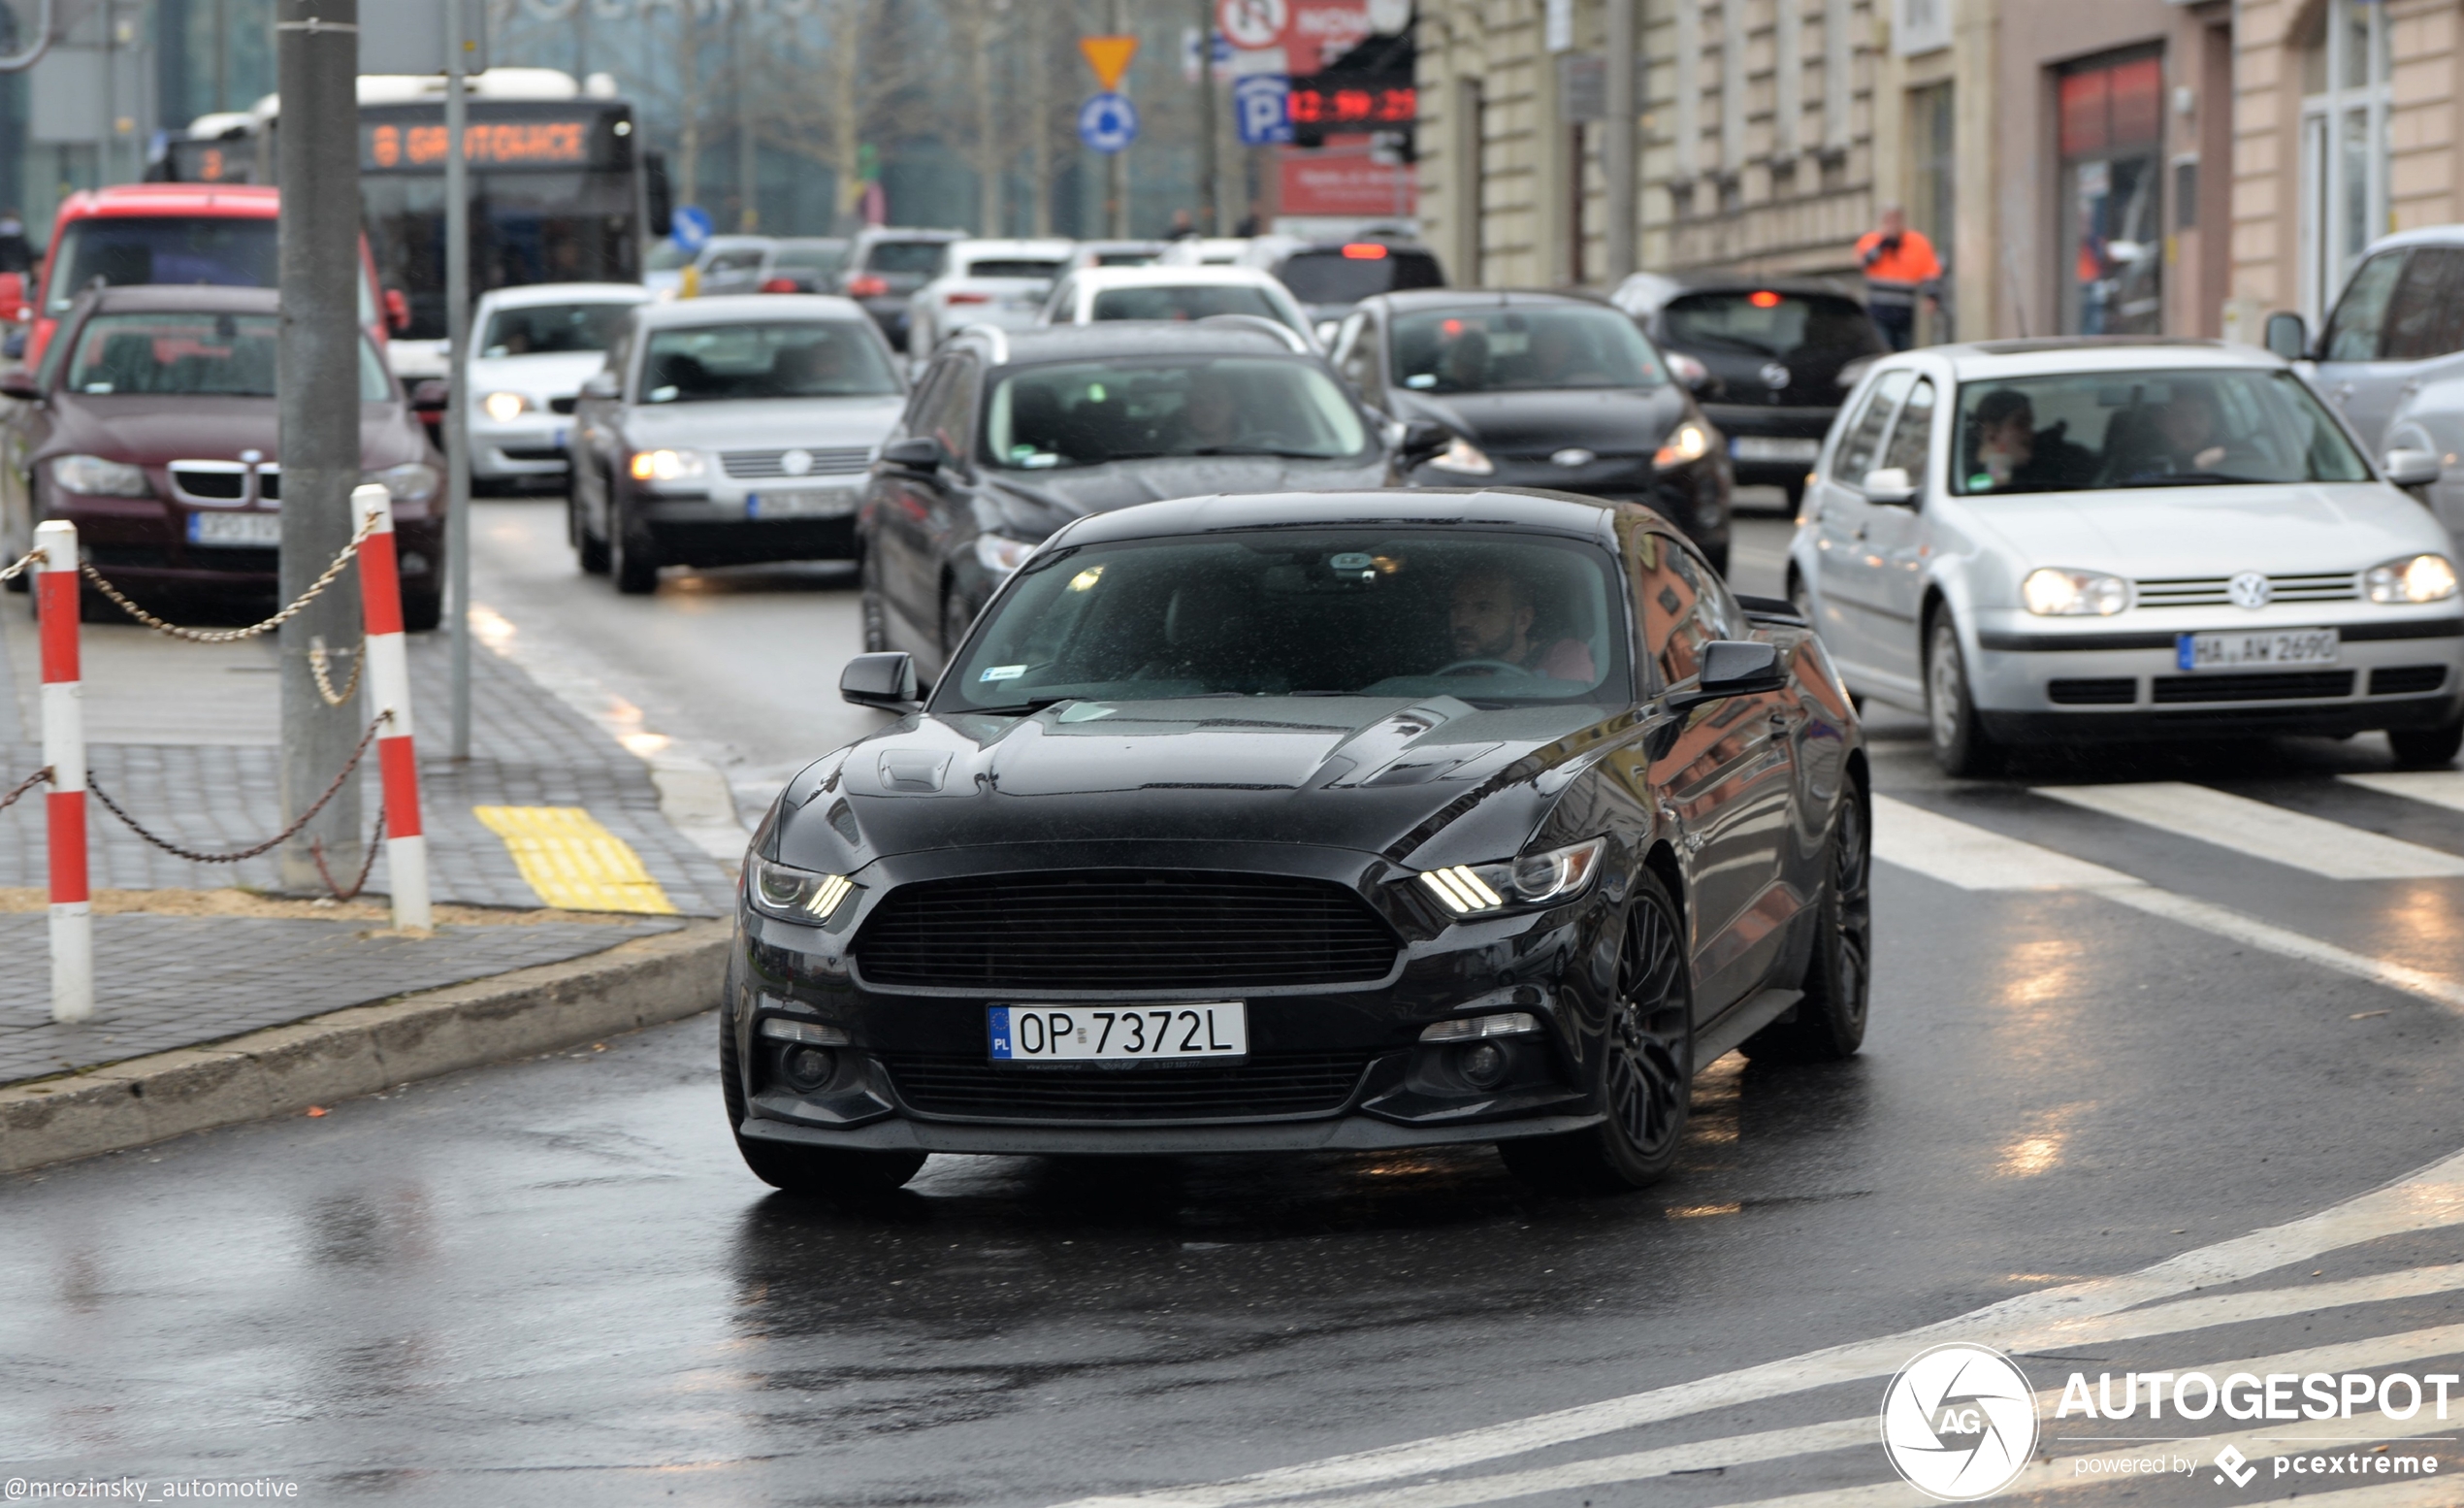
1335, 315, 1382, 401
1833, 369, 1914, 486
1043, 276, 1078, 322
1878, 377, 1936, 478
603, 328, 632, 396
1635, 529, 1734, 690
920, 356, 979, 467
898, 358, 951, 437
2382, 249, 2464, 362
2323, 250, 2407, 361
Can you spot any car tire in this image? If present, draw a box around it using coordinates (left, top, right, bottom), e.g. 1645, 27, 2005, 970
1926, 612, 2005, 777
2388, 718, 2464, 770
719, 1006, 926, 1197
574, 475, 611, 574
1740, 784, 1871, 1063
860, 546, 890, 653
610, 494, 659, 595
1498, 869, 1693, 1194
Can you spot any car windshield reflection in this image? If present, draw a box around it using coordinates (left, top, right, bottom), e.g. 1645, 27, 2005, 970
1953, 369, 2373, 494
1392, 307, 1669, 394
640, 321, 900, 403
984, 357, 1370, 469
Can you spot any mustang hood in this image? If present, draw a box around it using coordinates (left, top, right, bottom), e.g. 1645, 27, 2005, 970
1391, 386, 1688, 459
773, 695, 1623, 872
1962, 482, 2451, 577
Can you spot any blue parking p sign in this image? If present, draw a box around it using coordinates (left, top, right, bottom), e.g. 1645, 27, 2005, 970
1233, 73, 1292, 146
1078, 92, 1140, 154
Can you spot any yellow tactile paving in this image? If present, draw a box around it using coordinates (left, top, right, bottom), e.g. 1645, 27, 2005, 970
471, 805, 679, 915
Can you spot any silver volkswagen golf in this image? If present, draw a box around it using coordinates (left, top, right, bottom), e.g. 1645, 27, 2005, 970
1787, 338, 2464, 774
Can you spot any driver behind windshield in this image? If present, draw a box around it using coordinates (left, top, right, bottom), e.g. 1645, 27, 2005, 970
1963, 387, 2094, 492
1448, 569, 1597, 681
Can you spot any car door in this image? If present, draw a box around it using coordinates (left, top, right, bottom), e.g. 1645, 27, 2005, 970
1638, 531, 1799, 1021
1855, 373, 1938, 690
572, 324, 632, 540
1802, 368, 1911, 682
872, 356, 955, 652
2351, 247, 2464, 452
2312, 247, 2411, 446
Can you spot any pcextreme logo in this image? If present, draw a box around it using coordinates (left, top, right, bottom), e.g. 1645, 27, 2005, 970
1879, 1343, 2040, 1501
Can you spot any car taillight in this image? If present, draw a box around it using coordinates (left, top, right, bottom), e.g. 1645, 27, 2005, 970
847, 275, 890, 297
946, 291, 990, 305
760, 278, 800, 293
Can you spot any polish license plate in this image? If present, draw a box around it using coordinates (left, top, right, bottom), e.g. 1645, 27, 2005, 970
746, 488, 855, 519
2176, 628, 2341, 670
989, 1002, 1248, 1063
1731, 436, 1821, 463
187, 511, 282, 547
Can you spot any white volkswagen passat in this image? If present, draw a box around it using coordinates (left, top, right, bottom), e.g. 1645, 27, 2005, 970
1787, 339, 2464, 774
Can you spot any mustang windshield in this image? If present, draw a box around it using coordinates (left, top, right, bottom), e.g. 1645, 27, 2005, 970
939, 530, 1630, 712
985, 356, 1369, 469
1393, 306, 1669, 393
1951, 369, 2372, 494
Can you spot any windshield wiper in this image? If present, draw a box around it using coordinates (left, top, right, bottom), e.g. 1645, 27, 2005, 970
964, 695, 1077, 716
1189, 443, 1335, 458
2119, 472, 2279, 488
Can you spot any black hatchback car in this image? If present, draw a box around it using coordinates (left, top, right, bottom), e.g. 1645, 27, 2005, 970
726, 489, 1870, 1197
1610, 275, 1886, 508
1329, 290, 1735, 574
859, 320, 1394, 684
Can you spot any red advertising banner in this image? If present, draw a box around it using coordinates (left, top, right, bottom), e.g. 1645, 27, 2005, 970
1278, 138, 1415, 217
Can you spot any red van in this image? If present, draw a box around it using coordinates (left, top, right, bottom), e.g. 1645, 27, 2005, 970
20, 184, 398, 368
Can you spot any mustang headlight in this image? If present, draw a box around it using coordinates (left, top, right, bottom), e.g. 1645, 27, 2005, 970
2022, 567, 2129, 616
1425, 435, 1495, 475
366, 462, 440, 505
51, 454, 149, 497
2365, 552, 2460, 605
629, 446, 706, 482
1652, 423, 1710, 469
480, 390, 531, 423
975, 533, 1037, 575
1419, 836, 1606, 916
747, 856, 858, 923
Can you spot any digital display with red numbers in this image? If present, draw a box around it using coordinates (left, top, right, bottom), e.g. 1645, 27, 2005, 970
1286, 83, 1416, 127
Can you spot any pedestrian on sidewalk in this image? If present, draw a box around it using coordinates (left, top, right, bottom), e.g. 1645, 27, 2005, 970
1855, 206, 1941, 352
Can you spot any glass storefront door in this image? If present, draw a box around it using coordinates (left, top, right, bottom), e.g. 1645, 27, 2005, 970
2058, 52, 2164, 336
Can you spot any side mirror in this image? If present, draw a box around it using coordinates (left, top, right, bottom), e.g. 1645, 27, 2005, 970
1667, 351, 1713, 394
1671, 640, 1787, 710
840, 650, 921, 711
2265, 311, 2310, 363
578, 372, 620, 402
409, 378, 449, 412
0, 368, 38, 401
384, 287, 412, 334
2383, 447, 2443, 488
1396, 418, 1453, 468
881, 436, 942, 473
1861, 466, 1918, 506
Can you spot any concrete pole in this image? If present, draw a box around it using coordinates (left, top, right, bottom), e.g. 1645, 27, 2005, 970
1605, 0, 1637, 282
446, 0, 473, 759
1195, 0, 1216, 233
275, 0, 366, 891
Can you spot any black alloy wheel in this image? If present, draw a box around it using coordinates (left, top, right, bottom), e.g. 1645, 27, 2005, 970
1500, 869, 1693, 1193
2389, 718, 2464, 770
1741, 786, 1871, 1062
610, 493, 660, 595
719, 1002, 926, 1197
859, 546, 889, 653
1926, 612, 2005, 777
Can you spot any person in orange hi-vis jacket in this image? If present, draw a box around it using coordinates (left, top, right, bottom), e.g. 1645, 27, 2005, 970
1855, 205, 1943, 352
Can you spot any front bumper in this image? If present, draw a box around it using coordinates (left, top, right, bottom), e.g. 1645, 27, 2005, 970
1409, 454, 1732, 560
1966, 609, 2464, 739
50, 491, 443, 599
729, 840, 1612, 1154
470, 414, 574, 481
632, 480, 864, 564
1702, 403, 1835, 491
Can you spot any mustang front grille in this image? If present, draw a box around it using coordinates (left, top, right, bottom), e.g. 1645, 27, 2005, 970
880, 1050, 1378, 1121
853, 870, 1399, 991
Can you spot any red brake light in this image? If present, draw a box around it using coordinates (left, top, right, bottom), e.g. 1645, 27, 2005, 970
1341, 243, 1388, 260
760, 278, 800, 293
847, 275, 891, 298
1748, 290, 1782, 309
946, 291, 991, 305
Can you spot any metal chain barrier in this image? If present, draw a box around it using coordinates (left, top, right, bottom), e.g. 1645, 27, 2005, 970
308, 635, 365, 707
84, 712, 387, 866
0, 549, 41, 584
311, 801, 386, 902
0, 765, 52, 813
79, 515, 374, 643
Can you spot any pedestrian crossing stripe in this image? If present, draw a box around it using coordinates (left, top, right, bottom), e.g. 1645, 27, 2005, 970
470, 805, 678, 915
2035, 781, 2464, 880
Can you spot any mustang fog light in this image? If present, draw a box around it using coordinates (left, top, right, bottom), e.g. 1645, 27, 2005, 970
1458, 1041, 1508, 1089
759, 1017, 850, 1046
2022, 568, 2129, 616
1420, 1011, 1541, 1042
781, 1045, 837, 1093
2366, 552, 2460, 604
747, 856, 857, 922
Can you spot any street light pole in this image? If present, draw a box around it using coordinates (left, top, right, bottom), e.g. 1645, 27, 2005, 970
1196, 0, 1216, 234
275, 0, 366, 888
1108, 0, 1126, 238
445, 0, 473, 759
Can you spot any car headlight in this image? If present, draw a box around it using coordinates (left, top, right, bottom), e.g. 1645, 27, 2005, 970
2365, 553, 2460, 605
1425, 436, 1495, 475
1417, 836, 1606, 916
2022, 567, 2130, 616
51, 454, 148, 497
480, 390, 531, 423
366, 462, 440, 505
1653, 423, 1710, 469
746, 856, 858, 923
975, 533, 1037, 575
629, 447, 706, 481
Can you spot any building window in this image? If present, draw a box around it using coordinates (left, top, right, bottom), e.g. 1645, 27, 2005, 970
2299, 0, 2391, 324
1908, 82, 1955, 321
2057, 50, 2164, 335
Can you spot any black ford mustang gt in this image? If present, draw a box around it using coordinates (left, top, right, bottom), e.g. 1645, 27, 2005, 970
726, 488, 1869, 1196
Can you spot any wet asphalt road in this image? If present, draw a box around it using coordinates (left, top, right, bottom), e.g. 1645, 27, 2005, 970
5, 503, 2464, 1507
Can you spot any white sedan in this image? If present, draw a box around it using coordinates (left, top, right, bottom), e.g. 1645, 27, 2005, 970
1037, 265, 1318, 350
1788, 339, 2464, 773
468, 282, 653, 491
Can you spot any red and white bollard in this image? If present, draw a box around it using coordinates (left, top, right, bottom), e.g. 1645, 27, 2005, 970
353, 484, 431, 934
35, 519, 90, 1023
